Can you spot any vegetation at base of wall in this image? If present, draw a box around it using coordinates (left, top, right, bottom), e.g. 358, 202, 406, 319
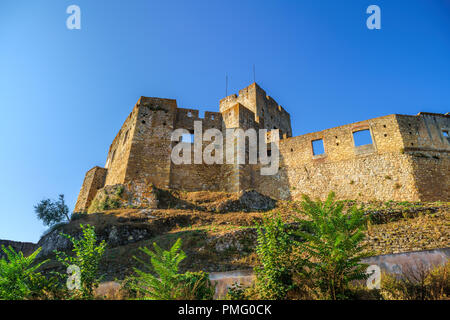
85, 185, 129, 213
88, 194, 122, 213
54, 224, 107, 299
115, 185, 125, 197
123, 238, 215, 300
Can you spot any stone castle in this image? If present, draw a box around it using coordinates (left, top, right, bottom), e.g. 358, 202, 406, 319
75, 83, 450, 212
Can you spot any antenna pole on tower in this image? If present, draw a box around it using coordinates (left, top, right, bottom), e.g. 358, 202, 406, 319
226, 74, 228, 96
253, 64, 256, 83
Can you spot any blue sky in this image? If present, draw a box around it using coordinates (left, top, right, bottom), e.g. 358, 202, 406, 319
0, 0, 449, 242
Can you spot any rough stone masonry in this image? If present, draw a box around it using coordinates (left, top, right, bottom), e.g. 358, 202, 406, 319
75, 83, 450, 212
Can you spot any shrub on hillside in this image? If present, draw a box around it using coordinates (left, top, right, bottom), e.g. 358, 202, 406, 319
125, 238, 215, 300
55, 224, 106, 299
251, 193, 371, 300
254, 213, 297, 300
0, 246, 49, 300
294, 192, 371, 299
381, 261, 449, 300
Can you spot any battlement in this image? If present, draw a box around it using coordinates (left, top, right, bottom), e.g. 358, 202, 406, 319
219, 83, 292, 138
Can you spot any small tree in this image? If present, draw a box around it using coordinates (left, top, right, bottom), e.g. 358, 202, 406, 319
0, 246, 48, 300
127, 238, 215, 300
254, 213, 296, 300
381, 261, 450, 300
55, 224, 106, 299
295, 192, 370, 299
34, 194, 70, 226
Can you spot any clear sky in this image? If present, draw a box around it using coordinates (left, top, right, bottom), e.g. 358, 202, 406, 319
1, 0, 449, 242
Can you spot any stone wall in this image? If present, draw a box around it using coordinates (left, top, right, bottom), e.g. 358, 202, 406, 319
74, 166, 108, 212
410, 152, 450, 201
253, 113, 449, 202
104, 103, 139, 186
397, 113, 450, 150
123, 97, 178, 189
255, 153, 420, 201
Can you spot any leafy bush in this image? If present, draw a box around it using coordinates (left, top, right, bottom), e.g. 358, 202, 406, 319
254, 213, 296, 300
89, 195, 121, 213
55, 224, 106, 299
225, 282, 247, 300
34, 194, 70, 226
100, 196, 120, 210
0, 246, 49, 300
294, 192, 370, 300
115, 186, 125, 197
175, 271, 215, 300
126, 238, 215, 300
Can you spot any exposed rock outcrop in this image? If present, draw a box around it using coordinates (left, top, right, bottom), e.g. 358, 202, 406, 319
0, 240, 38, 259
214, 190, 276, 213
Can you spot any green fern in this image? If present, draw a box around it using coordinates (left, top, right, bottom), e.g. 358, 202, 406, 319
295, 192, 371, 299
0, 246, 48, 300
127, 238, 214, 300
132, 238, 185, 299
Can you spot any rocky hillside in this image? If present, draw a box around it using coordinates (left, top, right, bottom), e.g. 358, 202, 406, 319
31, 190, 450, 281
0, 239, 37, 259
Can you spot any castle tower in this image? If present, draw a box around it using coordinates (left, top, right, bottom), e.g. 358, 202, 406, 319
219, 83, 292, 139
104, 97, 178, 188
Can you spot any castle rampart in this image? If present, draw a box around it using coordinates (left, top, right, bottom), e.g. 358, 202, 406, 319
253, 113, 449, 202
74, 83, 450, 212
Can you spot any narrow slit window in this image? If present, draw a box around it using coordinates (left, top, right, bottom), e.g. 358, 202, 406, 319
353, 129, 373, 147
312, 139, 325, 156
443, 130, 449, 138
